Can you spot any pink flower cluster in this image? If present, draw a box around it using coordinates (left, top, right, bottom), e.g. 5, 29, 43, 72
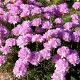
52, 46, 80, 80
0, 0, 80, 80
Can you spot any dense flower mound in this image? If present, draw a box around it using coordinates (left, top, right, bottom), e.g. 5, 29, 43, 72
0, 0, 80, 80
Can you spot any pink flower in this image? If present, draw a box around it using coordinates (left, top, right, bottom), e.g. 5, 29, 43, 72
0, 25, 9, 37
66, 49, 80, 66
58, 3, 69, 14
17, 34, 32, 48
32, 34, 42, 43
0, 56, 7, 66
42, 21, 52, 29
31, 18, 42, 26
21, 20, 31, 28
54, 18, 64, 24
39, 49, 51, 60
31, 6, 41, 15
12, 24, 21, 36
63, 22, 73, 30
43, 42, 52, 50
61, 30, 72, 42
57, 46, 70, 58
48, 38, 61, 48
72, 2, 80, 10
20, 10, 30, 17
5, 38, 16, 47
52, 59, 69, 80
29, 52, 41, 66
8, 15, 20, 25
0, 46, 11, 55
55, 59, 70, 74
19, 27, 33, 36
51, 72, 66, 80
18, 47, 31, 60
71, 14, 80, 20
13, 58, 28, 78
43, 13, 52, 19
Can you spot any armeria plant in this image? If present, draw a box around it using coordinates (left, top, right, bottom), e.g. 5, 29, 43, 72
0, 0, 80, 80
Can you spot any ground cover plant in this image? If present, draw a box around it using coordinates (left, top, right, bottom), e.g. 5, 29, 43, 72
0, 0, 80, 80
